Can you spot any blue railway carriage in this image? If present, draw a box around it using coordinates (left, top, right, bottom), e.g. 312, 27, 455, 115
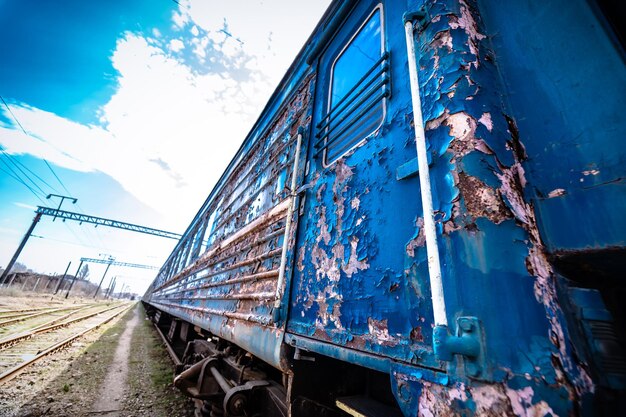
142, 0, 626, 415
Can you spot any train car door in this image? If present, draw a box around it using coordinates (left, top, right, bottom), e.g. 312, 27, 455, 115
287, 0, 442, 370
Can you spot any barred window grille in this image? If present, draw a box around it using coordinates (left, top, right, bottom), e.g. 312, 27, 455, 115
315, 7, 389, 164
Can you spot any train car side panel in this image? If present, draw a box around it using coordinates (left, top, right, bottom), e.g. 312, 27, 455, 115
144, 73, 315, 370
476, 0, 626, 255
288, 0, 442, 369
143, 0, 626, 415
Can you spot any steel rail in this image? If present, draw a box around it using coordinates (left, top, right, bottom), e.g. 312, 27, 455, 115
0, 303, 133, 385
27, 304, 95, 332
0, 306, 62, 316
0, 304, 97, 322
0, 303, 123, 350
0, 305, 90, 328
151, 321, 182, 367
0, 311, 53, 321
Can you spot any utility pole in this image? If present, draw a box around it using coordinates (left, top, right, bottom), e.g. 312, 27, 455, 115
93, 258, 114, 299
117, 282, 126, 299
32, 275, 42, 292
54, 261, 72, 294
65, 260, 84, 299
109, 277, 117, 298
109, 279, 117, 299
1, 195, 76, 287
105, 276, 117, 299
20, 275, 30, 291
0, 212, 42, 285
46, 193, 77, 221
43, 274, 54, 292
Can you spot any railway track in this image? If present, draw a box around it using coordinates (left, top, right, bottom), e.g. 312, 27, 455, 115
0, 306, 63, 317
0, 303, 101, 339
0, 303, 119, 350
0, 302, 133, 385
0, 304, 93, 329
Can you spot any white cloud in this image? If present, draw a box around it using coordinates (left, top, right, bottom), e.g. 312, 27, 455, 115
168, 39, 185, 52
0, 34, 267, 228
178, 0, 330, 84
172, 10, 189, 29
13, 202, 37, 210
0, 0, 330, 231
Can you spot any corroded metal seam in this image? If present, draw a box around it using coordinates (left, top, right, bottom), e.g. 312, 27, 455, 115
153, 200, 289, 292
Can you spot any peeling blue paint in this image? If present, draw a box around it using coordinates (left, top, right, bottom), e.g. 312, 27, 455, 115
144, 0, 625, 415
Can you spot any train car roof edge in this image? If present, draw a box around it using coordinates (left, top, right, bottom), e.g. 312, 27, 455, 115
150, 0, 349, 281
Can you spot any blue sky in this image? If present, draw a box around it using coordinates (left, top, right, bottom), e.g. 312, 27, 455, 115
0, 0, 330, 293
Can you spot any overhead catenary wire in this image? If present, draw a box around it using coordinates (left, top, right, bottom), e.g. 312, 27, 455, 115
1, 96, 64, 195
5, 96, 109, 250
0, 95, 27, 134
0, 146, 50, 197
0, 95, 100, 250
0, 157, 48, 205
30, 233, 119, 253
0, 161, 44, 199
43, 159, 71, 196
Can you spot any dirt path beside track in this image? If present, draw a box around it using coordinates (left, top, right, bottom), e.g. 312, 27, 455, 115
0, 302, 194, 417
90, 306, 140, 415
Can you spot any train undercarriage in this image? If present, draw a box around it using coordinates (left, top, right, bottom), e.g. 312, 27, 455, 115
145, 304, 404, 417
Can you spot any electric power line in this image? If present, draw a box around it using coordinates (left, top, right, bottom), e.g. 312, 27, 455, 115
1, 97, 62, 194
1, 95, 101, 251
0, 147, 50, 196
43, 159, 71, 196
0, 156, 48, 205
0, 95, 27, 134
30, 233, 124, 253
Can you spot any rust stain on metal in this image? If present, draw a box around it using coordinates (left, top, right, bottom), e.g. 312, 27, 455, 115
304, 159, 371, 332
457, 172, 511, 224
426, 110, 494, 160
406, 217, 426, 257
149, 74, 316, 334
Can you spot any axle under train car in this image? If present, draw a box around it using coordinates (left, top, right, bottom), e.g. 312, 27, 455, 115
143, 0, 626, 415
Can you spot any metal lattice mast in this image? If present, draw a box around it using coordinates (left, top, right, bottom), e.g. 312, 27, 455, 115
1, 207, 180, 286
35, 207, 181, 240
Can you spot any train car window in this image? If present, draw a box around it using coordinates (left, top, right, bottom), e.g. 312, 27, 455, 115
315, 6, 389, 165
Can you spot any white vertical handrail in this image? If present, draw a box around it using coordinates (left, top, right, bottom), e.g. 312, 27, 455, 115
273, 130, 304, 317
404, 20, 448, 327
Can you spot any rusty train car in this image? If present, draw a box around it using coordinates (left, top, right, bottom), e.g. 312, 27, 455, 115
142, 0, 626, 415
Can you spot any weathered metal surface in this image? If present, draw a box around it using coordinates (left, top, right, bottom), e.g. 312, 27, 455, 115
381, 0, 623, 415
475, 0, 626, 255
288, 0, 441, 370
144, 0, 625, 415
290, 0, 623, 414
145, 73, 315, 370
